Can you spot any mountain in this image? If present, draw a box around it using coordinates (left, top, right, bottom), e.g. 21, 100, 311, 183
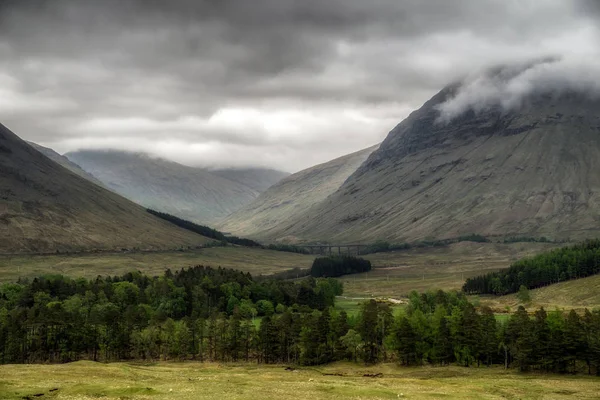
217, 145, 379, 238
65, 150, 261, 224
224, 69, 600, 243
27, 141, 106, 188
0, 123, 212, 253
210, 168, 290, 193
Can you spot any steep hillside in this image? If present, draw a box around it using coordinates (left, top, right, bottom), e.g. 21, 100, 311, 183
211, 168, 290, 192
0, 123, 211, 254
248, 67, 600, 242
217, 145, 378, 238
65, 150, 260, 224
27, 141, 106, 188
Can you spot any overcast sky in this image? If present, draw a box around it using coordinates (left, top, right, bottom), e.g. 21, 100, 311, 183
0, 0, 598, 172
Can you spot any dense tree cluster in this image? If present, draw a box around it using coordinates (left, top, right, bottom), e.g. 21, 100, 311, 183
147, 209, 227, 241
393, 291, 600, 374
2, 277, 599, 374
502, 236, 552, 243
0, 267, 342, 364
147, 209, 309, 252
310, 256, 372, 278
463, 240, 600, 295
266, 244, 309, 254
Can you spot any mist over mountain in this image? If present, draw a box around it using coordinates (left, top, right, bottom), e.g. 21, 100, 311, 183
210, 168, 290, 193
226, 61, 600, 243
0, 124, 211, 253
65, 150, 287, 224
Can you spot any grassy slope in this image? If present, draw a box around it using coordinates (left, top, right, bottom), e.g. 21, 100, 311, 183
482, 274, 600, 312
27, 141, 107, 188
1, 361, 599, 400
0, 247, 315, 282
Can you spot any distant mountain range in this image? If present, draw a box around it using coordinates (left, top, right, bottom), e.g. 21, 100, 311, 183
0, 124, 211, 254
64, 150, 289, 224
217, 145, 378, 239
219, 71, 600, 243
11, 61, 600, 248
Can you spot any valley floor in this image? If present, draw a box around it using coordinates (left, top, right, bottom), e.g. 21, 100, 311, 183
1, 361, 599, 400
0, 247, 314, 282
347, 242, 561, 298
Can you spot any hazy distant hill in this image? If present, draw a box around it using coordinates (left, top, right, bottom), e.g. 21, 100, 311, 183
65, 150, 263, 224
27, 141, 106, 188
217, 145, 378, 239
0, 124, 211, 254
252, 73, 600, 243
211, 168, 289, 193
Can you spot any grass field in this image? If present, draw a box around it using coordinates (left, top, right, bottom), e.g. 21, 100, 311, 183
1, 361, 599, 400
481, 273, 600, 313
0, 247, 315, 282
341, 242, 561, 298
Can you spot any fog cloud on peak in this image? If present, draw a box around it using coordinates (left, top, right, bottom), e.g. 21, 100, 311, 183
435, 56, 600, 123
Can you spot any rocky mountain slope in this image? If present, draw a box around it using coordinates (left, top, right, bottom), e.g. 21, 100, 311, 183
0, 124, 211, 253
226, 65, 600, 243
217, 145, 378, 238
65, 150, 270, 224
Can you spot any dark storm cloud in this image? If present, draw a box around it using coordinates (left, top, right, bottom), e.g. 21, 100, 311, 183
0, 0, 597, 170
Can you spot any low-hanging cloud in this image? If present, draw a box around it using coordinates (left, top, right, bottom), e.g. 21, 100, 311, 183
436, 56, 600, 123
0, 0, 598, 171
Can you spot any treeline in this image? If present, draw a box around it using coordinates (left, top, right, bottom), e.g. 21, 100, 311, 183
266, 244, 309, 254
503, 236, 552, 244
0, 267, 342, 364
147, 209, 308, 253
2, 281, 600, 374
310, 256, 372, 278
463, 240, 600, 295
359, 234, 490, 255
394, 291, 600, 374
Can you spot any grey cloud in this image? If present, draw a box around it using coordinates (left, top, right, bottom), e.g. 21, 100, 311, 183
0, 0, 598, 171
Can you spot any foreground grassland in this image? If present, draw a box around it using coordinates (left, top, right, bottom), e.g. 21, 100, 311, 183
344, 242, 561, 298
0, 247, 315, 282
1, 361, 599, 400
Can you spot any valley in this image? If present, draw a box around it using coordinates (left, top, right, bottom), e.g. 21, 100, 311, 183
2, 35, 600, 400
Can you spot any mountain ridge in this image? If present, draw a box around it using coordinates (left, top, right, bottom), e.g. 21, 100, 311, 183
267, 87, 600, 243
0, 123, 211, 254
220, 67, 600, 243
